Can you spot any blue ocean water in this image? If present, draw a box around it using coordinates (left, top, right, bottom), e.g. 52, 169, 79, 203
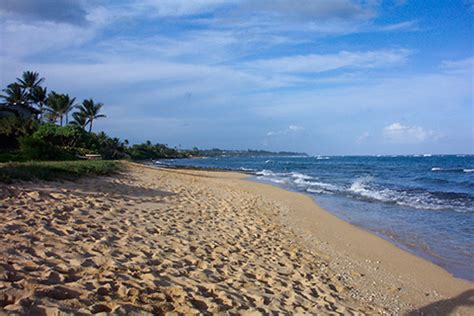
155, 155, 474, 280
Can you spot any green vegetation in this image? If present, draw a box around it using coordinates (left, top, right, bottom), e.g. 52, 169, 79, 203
0, 70, 306, 173
186, 148, 307, 157
0, 160, 122, 182
128, 141, 188, 160
0, 71, 188, 163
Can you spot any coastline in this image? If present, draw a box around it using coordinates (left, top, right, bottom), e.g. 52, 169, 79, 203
235, 169, 474, 313
154, 157, 474, 282
1, 162, 472, 314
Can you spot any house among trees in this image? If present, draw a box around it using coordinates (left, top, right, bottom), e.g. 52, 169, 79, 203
0, 100, 41, 119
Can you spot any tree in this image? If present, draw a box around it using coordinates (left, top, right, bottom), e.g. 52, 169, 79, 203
30, 86, 48, 120
0, 83, 29, 106
71, 111, 88, 129
47, 92, 76, 126
78, 99, 106, 133
62, 94, 76, 125
17, 71, 44, 93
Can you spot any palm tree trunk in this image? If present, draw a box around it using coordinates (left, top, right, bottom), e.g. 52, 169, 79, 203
60, 115, 63, 126
89, 120, 93, 133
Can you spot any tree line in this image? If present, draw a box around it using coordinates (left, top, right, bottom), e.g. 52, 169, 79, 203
1, 71, 105, 132
0, 71, 189, 161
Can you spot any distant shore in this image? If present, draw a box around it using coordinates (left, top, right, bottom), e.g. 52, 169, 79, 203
0, 162, 472, 314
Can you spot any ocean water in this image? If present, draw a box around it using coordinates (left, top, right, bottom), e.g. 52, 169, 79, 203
154, 155, 474, 280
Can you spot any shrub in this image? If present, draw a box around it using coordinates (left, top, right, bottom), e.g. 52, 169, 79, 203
127, 142, 189, 160
18, 135, 75, 161
0, 160, 122, 182
86, 131, 129, 160
33, 123, 88, 148
0, 116, 38, 149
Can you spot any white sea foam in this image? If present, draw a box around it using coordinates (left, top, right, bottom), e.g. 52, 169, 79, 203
290, 172, 313, 180
256, 169, 276, 177
260, 177, 286, 184
307, 188, 329, 194
349, 177, 391, 202
346, 177, 473, 212
431, 167, 473, 173
239, 167, 253, 171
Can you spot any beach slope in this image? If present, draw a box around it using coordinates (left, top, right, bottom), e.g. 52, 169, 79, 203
0, 163, 472, 314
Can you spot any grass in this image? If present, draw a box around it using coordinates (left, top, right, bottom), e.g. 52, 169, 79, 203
0, 160, 123, 182
0, 150, 28, 163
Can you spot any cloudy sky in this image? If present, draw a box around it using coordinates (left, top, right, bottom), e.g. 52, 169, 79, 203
0, 0, 473, 155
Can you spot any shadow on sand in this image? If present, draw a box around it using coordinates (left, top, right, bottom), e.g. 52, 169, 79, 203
83, 180, 175, 198
406, 289, 474, 315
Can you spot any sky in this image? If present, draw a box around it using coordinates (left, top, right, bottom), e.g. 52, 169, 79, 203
0, 0, 473, 155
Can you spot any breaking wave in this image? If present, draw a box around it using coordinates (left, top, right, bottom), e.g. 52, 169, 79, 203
256, 171, 473, 212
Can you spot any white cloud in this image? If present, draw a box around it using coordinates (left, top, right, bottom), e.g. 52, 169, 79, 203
267, 125, 304, 136
288, 125, 304, 131
244, 49, 412, 74
244, 0, 376, 21
0, 19, 96, 59
383, 122, 436, 143
0, 0, 89, 24
441, 56, 474, 74
378, 20, 418, 31
356, 131, 370, 143
137, 0, 233, 17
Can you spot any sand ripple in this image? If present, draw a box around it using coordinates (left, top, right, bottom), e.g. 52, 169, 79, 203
0, 164, 382, 314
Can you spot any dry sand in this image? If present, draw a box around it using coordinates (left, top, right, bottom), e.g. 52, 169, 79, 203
0, 162, 472, 315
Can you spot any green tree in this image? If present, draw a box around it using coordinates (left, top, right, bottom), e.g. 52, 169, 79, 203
17, 71, 44, 94
46, 92, 76, 126
30, 86, 48, 120
78, 99, 106, 133
0, 83, 30, 107
71, 111, 89, 129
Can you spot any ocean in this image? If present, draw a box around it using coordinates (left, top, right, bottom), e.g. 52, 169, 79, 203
154, 155, 474, 281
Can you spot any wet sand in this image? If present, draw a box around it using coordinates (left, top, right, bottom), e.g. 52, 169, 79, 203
0, 162, 472, 314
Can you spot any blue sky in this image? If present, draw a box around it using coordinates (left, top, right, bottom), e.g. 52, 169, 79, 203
1, 0, 472, 155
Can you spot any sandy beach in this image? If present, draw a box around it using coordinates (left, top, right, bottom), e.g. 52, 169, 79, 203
1, 162, 472, 314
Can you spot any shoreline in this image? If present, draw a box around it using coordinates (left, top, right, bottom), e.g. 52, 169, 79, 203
1, 162, 472, 314
150, 160, 473, 282
149, 164, 474, 312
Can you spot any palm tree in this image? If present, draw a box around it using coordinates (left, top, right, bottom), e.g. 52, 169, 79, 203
17, 71, 44, 93
46, 92, 76, 126
62, 94, 76, 124
78, 99, 106, 133
30, 86, 48, 120
71, 111, 89, 129
0, 83, 29, 106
